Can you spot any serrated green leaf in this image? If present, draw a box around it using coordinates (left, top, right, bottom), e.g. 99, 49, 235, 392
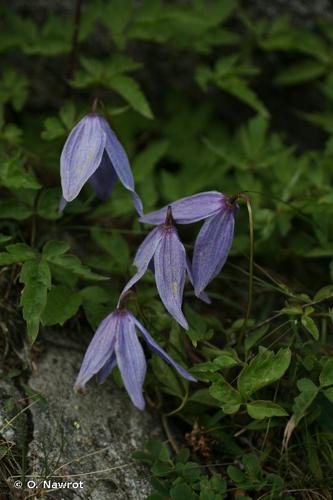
20, 259, 51, 342
43, 240, 70, 258
218, 77, 269, 116
0, 243, 36, 265
47, 253, 108, 281
209, 378, 241, 414
274, 60, 326, 86
238, 347, 291, 398
109, 74, 153, 119
42, 285, 82, 326
214, 348, 240, 368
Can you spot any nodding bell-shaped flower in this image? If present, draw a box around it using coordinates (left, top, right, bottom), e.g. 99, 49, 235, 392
74, 306, 196, 410
119, 207, 210, 330
60, 112, 143, 215
140, 191, 238, 297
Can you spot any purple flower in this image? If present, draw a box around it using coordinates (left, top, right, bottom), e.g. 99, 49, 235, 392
60, 114, 143, 215
118, 208, 210, 330
139, 191, 225, 225
74, 308, 196, 410
140, 192, 237, 297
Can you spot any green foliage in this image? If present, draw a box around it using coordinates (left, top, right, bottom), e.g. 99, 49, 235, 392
1, 1, 333, 497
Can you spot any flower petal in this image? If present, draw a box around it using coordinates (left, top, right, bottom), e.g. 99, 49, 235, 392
117, 227, 163, 306
89, 151, 118, 201
61, 115, 106, 202
97, 352, 117, 384
115, 312, 146, 410
186, 257, 211, 304
74, 312, 117, 390
133, 226, 164, 270
132, 314, 196, 382
193, 208, 236, 296
99, 117, 143, 215
154, 227, 188, 329
140, 191, 225, 225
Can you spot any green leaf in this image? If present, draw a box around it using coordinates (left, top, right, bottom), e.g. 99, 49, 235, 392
218, 77, 269, 116
244, 325, 269, 352
37, 188, 63, 220
0, 243, 36, 265
170, 483, 194, 499
246, 400, 288, 419
292, 378, 319, 426
274, 60, 326, 86
133, 140, 169, 182
0, 154, 40, 190
209, 378, 241, 414
214, 348, 240, 368
323, 387, 333, 403
102, 0, 133, 49
90, 228, 129, 273
109, 74, 153, 119
227, 465, 245, 483
238, 347, 291, 398
319, 359, 333, 387
301, 315, 319, 340
79, 285, 111, 304
0, 200, 32, 220
151, 355, 186, 398
42, 285, 82, 326
314, 285, 333, 301
20, 259, 51, 342
42, 240, 70, 258
46, 254, 108, 281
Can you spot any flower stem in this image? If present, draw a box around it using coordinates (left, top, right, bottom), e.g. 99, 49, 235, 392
67, 0, 83, 80
244, 197, 254, 328
235, 194, 254, 349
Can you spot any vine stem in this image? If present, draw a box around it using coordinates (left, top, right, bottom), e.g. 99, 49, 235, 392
244, 196, 254, 328
67, 0, 83, 80
235, 194, 254, 349
161, 414, 180, 454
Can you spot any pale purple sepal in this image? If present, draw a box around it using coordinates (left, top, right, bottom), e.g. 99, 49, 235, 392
97, 353, 117, 384
154, 227, 188, 330
193, 208, 236, 297
115, 313, 146, 410
74, 312, 117, 390
89, 151, 118, 201
99, 117, 143, 216
117, 227, 163, 307
139, 191, 225, 225
132, 314, 196, 382
61, 115, 106, 202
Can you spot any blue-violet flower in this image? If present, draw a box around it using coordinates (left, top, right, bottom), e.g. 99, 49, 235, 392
140, 191, 237, 297
60, 113, 143, 215
74, 308, 196, 410
119, 207, 210, 330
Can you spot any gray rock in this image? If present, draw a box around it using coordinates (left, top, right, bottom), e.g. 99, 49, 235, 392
0, 378, 25, 446
28, 334, 162, 500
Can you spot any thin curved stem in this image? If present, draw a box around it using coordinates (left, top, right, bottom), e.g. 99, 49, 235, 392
244, 197, 254, 327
